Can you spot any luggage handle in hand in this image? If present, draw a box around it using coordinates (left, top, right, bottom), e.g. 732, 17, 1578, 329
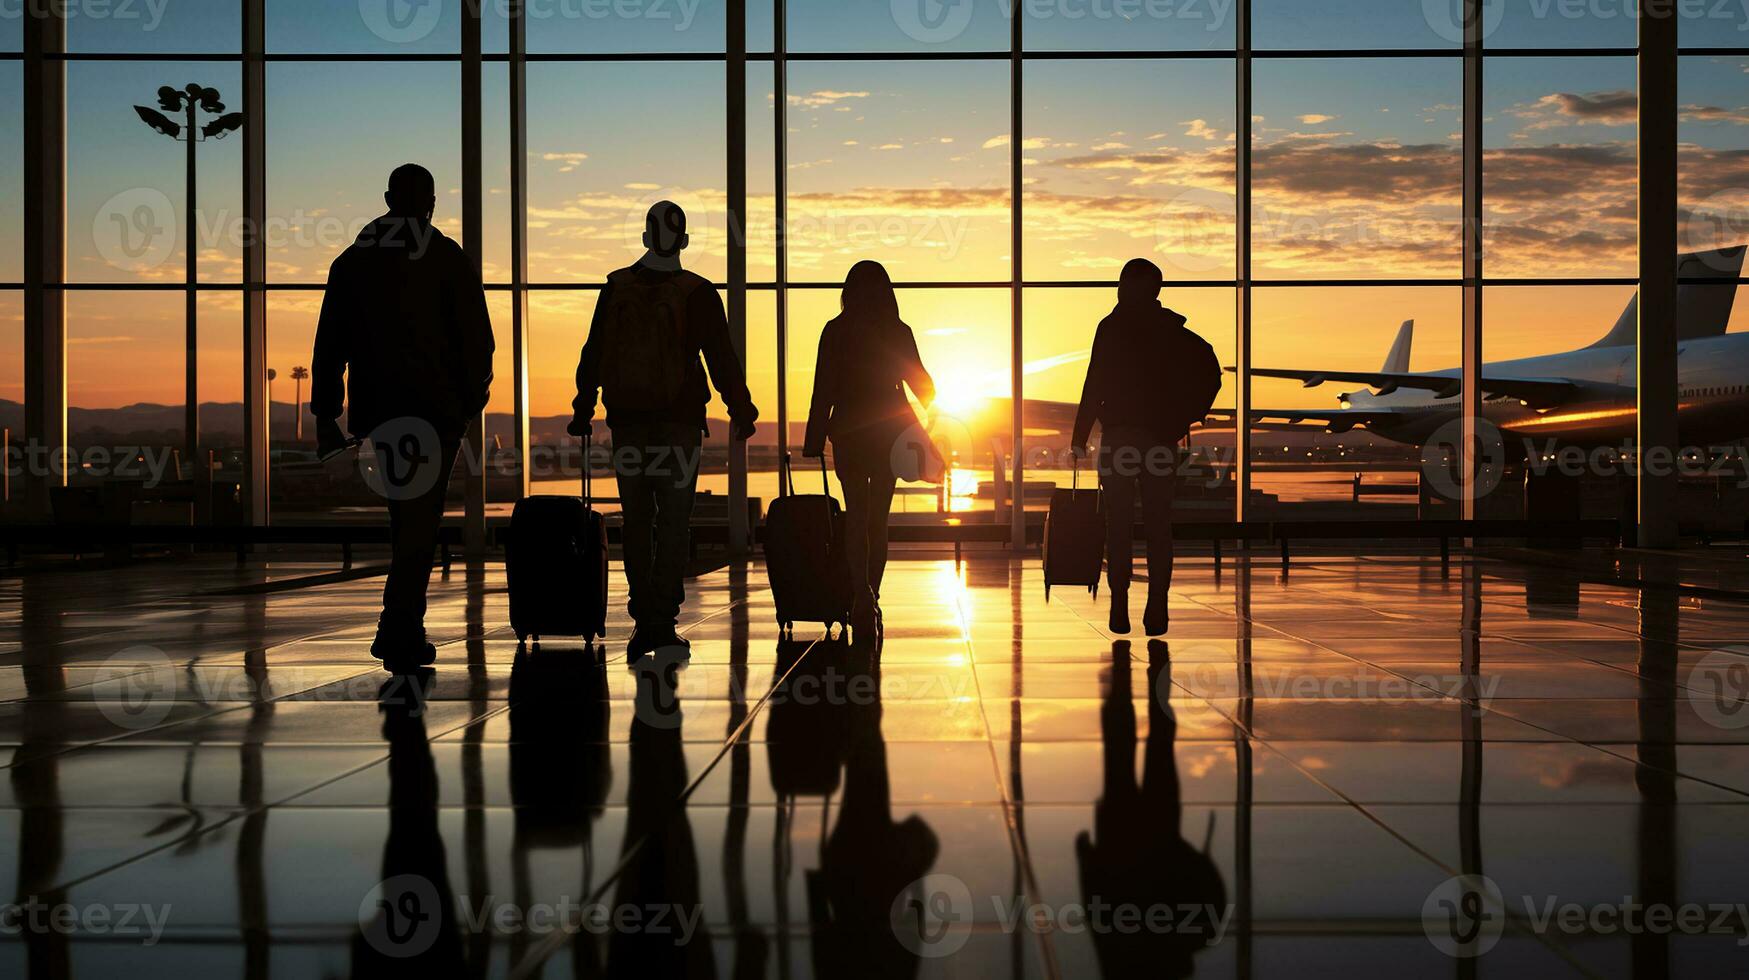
581, 432, 593, 509
781, 452, 833, 501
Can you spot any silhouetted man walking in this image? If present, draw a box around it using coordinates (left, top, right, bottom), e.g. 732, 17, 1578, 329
571, 201, 758, 659
1072, 259, 1220, 636
312, 163, 494, 669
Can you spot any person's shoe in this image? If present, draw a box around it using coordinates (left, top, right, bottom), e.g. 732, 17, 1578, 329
630, 626, 690, 661
372, 632, 436, 670
626, 627, 659, 661
851, 594, 877, 639
651, 628, 691, 658
1109, 591, 1131, 635
1143, 593, 1170, 637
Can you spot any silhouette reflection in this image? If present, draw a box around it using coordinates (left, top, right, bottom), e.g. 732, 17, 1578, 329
1076, 640, 1225, 979
766, 633, 940, 979
605, 648, 715, 977
350, 672, 465, 977
507, 646, 613, 974
1634, 586, 1679, 979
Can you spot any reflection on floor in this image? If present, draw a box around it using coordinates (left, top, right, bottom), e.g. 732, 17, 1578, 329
1, 552, 1748, 977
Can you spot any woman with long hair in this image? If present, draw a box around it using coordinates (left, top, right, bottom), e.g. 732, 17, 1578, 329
803, 261, 936, 634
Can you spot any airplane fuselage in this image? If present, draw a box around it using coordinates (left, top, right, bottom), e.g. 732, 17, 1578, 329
1349, 332, 1749, 450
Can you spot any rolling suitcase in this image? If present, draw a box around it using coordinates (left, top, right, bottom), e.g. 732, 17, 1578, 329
507, 436, 609, 644
1043, 459, 1103, 600
763, 454, 852, 635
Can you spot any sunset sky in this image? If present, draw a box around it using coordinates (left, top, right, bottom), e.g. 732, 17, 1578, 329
2, 2, 1745, 434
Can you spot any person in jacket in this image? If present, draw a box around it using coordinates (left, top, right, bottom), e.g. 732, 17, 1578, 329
570, 201, 758, 659
312, 163, 494, 670
1071, 259, 1221, 636
803, 260, 936, 635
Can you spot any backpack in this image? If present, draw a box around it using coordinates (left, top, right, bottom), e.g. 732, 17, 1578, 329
1173, 327, 1223, 435
599, 268, 698, 412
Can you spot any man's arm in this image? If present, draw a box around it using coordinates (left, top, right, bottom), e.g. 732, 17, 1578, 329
692, 284, 758, 431
451, 247, 495, 417
310, 255, 351, 425
1070, 319, 1109, 451
569, 281, 611, 435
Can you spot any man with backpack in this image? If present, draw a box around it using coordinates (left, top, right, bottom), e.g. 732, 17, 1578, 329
570, 201, 758, 658
1071, 259, 1222, 637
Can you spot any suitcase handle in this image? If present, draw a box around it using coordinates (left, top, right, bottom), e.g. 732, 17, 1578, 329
780, 452, 834, 501
581, 432, 593, 509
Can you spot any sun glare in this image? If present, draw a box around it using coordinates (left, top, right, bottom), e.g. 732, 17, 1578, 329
930, 365, 1000, 419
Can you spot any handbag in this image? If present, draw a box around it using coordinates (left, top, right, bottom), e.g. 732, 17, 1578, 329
891, 416, 948, 484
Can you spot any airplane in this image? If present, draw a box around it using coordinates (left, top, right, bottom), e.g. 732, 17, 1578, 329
1205, 246, 1747, 451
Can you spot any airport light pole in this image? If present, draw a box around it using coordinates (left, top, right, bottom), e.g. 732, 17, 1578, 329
133, 84, 242, 479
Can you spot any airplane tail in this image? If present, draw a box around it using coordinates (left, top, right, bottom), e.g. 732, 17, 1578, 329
1586, 245, 1745, 349
1380, 319, 1414, 373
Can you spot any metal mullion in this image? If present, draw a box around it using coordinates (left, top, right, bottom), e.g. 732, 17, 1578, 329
1234, 0, 1252, 524
242, 0, 268, 524
1638, 1, 1680, 547
774, 0, 788, 469
509, 0, 532, 502
461, 0, 486, 553
727, 0, 749, 553
521, 51, 730, 61
1010, 0, 1025, 553
1461, 0, 1484, 522
23, 7, 66, 520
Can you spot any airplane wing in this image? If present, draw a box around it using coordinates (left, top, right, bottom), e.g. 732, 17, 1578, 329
1198, 406, 1408, 435
1233, 367, 1581, 408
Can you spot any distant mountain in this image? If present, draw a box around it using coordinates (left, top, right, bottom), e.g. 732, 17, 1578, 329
0, 399, 788, 449
0, 398, 1396, 455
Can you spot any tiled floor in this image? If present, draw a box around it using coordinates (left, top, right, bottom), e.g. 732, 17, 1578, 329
2, 550, 1748, 977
